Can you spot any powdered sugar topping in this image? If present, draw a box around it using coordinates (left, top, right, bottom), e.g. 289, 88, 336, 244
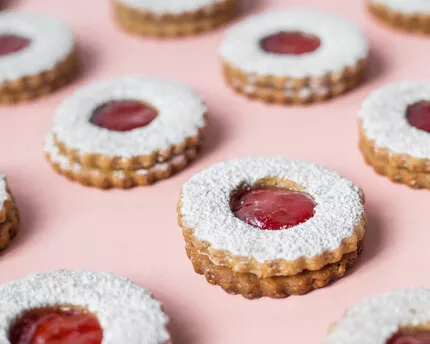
116, 0, 226, 14
324, 288, 430, 344
0, 270, 170, 344
371, 0, 430, 14
359, 81, 430, 159
219, 9, 369, 78
0, 173, 7, 210
0, 11, 75, 83
51, 76, 206, 158
179, 157, 364, 262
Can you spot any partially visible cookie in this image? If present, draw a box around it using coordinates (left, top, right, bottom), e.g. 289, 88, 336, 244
113, 0, 238, 37
368, 0, 430, 34
0, 11, 78, 104
0, 173, 19, 252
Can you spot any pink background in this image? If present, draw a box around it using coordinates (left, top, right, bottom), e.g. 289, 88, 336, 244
1, 0, 430, 343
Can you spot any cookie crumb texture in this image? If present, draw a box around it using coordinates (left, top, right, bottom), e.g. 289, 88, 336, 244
0, 183, 20, 252
113, 0, 237, 37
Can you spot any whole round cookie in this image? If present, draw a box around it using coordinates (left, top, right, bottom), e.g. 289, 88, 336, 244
113, 0, 237, 37
219, 9, 369, 104
178, 157, 366, 299
0, 173, 19, 252
0, 270, 170, 344
359, 81, 430, 188
0, 11, 78, 104
50, 76, 206, 171
368, 0, 430, 34
324, 288, 430, 344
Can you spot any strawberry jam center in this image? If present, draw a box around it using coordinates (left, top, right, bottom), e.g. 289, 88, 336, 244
407, 101, 430, 133
9, 306, 103, 344
90, 100, 158, 132
0, 34, 30, 56
260, 31, 321, 55
230, 186, 315, 230
387, 329, 430, 344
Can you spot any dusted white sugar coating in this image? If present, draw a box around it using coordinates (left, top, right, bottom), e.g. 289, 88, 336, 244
359, 81, 430, 159
324, 288, 430, 343
117, 0, 225, 14
219, 9, 369, 79
0, 11, 75, 83
0, 270, 170, 344
44, 132, 188, 177
370, 0, 430, 14
179, 157, 364, 262
52, 76, 206, 158
0, 173, 6, 210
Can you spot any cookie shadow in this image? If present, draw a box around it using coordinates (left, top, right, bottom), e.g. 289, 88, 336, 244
201, 112, 229, 157
238, 0, 262, 16
76, 40, 100, 79
364, 47, 387, 84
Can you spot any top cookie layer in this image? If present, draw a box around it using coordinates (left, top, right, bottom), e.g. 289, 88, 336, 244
325, 288, 430, 344
219, 9, 369, 78
370, 0, 430, 14
116, 0, 226, 14
360, 81, 430, 159
0, 270, 170, 344
52, 76, 206, 158
180, 157, 364, 263
0, 11, 75, 83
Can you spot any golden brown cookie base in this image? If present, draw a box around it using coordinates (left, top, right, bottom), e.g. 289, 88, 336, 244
0, 192, 20, 252
113, 0, 237, 37
47, 148, 198, 189
54, 120, 205, 171
186, 241, 362, 299
222, 58, 367, 104
368, 2, 430, 34
0, 50, 78, 105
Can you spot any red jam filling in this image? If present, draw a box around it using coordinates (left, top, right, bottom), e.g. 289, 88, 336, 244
90, 100, 158, 132
407, 101, 430, 133
260, 31, 321, 55
230, 186, 315, 231
0, 34, 31, 56
387, 329, 430, 344
9, 306, 103, 344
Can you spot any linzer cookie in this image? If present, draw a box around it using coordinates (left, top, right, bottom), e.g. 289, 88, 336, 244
219, 9, 369, 104
368, 0, 430, 34
0, 270, 170, 344
359, 81, 430, 189
324, 288, 430, 344
178, 157, 366, 299
113, 0, 237, 37
45, 76, 206, 189
0, 173, 19, 252
0, 12, 77, 104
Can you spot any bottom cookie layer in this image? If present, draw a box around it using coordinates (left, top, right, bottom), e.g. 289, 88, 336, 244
186, 241, 362, 299
0, 193, 20, 252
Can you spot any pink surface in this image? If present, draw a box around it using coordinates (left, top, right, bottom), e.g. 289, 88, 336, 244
1, 0, 430, 343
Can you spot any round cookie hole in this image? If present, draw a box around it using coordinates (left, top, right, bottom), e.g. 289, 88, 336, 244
406, 101, 430, 133
0, 34, 31, 56
230, 178, 316, 231
90, 100, 158, 132
8, 304, 103, 344
387, 325, 430, 344
260, 31, 321, 55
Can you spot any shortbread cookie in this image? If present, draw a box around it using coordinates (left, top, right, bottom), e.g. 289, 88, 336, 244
113, 0, 237, 37
324, 288, 430, 344
368, 0, 430, 34
0, 174, 19, 252
359, 81, 430, 188
0, 270, 170, 344
219, 9, 369, 104
50, 76, 207, 171
45, 133, 198, 189
178, 157, 366, 299
0, 12, 78, 104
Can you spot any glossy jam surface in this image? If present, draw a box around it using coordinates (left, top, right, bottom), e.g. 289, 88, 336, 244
407, 101, 430, 133
90, 100, 158, 132
0, 34, 31, 56
387, 329, 430, 344
9, 306, 103, 344
260, 31, 321, 55
230, 186, 316, 230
